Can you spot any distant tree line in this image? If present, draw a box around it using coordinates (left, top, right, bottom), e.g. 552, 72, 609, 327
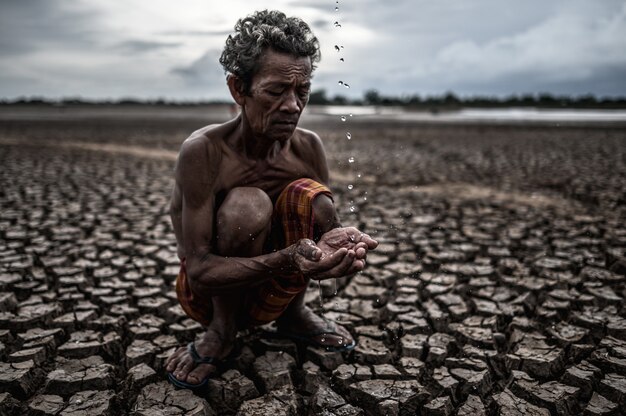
2, 90, 626, 109
309, 89, 626, 109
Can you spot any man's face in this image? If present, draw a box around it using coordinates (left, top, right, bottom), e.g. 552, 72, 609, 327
243, 48, 312, 143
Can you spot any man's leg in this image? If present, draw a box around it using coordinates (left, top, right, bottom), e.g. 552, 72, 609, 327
166, 187, 273, 384
277, 193, 354, 348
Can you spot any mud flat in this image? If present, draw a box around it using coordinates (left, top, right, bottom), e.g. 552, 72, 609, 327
0, 106, 625, 415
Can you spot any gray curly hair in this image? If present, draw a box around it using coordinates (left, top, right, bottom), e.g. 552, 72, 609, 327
219, 10, 321, 94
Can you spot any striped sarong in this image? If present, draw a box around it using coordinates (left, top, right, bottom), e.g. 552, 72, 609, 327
175, 178, 332, 327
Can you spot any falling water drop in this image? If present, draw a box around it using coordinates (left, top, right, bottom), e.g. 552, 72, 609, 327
335, 6, 339, 11
340, 58, 344, 62
334, 45, 341, 52
348, 156, 355, 163
350, 206, 356, 212
346, 132, 352, 139
348, 184, 354, 190
343, 83, 350, 89
338, 80, 344, 86
317, 281, 324, 315
334, 21, 341, 27
357, 173, 362, 178
340, 115, 346, 122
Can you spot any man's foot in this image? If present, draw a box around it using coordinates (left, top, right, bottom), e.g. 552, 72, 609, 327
276, 306, 355, 351
165, 327, 235, 386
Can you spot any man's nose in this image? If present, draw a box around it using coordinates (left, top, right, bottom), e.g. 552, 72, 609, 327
280, 91, 300, 113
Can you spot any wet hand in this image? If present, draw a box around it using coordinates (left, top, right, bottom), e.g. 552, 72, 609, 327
291, 238, 361, 280
317, 227, 378, 261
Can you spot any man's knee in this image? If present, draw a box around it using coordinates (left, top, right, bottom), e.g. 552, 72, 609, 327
312, 193, 338, 234
217, 187, 273, 234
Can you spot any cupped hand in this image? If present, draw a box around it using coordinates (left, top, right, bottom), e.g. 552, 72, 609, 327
291, 238, 362, 280
317, 227, 378, 261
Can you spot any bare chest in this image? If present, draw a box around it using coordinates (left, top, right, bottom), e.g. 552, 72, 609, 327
216, 151, 319, 200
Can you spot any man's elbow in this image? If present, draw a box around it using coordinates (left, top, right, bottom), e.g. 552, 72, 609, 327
186, 260, 218, 294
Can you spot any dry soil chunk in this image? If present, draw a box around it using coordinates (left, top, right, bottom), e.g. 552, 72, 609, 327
252, 351, 296, 392
236, 386, 298, 416
132, 381, 215, 416
0, 359, 39, 399
207, 369, 259, 414
348, 379, 429, 415
60, 390, 115, 416
583, 392, 619, 416
492, 388, 550, 416
456, 394, 486, 416
45, 356, 114, 397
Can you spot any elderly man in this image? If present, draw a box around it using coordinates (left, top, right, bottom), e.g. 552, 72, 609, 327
165, 10, 378, 389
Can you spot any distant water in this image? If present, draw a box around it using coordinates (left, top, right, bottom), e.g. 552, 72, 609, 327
306, 105, 626, 123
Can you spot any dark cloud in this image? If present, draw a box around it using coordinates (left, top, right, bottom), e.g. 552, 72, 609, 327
159, 29, 233, 37
171, 49, 224, 83
115, 40, 182, 54
1, 0, 624, 99
0, 1, 100, 55
311, 19, 330, 30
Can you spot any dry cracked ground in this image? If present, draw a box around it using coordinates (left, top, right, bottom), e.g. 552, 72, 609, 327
0, 106, 625, 415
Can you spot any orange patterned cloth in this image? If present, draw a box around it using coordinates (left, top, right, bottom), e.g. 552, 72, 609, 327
175, 178, 332, 327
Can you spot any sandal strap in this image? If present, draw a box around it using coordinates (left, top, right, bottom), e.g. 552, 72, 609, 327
187, 342, 218, 365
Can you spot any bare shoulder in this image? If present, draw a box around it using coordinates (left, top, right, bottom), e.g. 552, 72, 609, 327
176, 124, 226, 207
291, 127, 329, 183
291, 127, 326, 157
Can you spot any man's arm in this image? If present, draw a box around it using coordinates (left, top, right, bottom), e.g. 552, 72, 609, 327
175, 136, 357, 296
301, 129, 379, 264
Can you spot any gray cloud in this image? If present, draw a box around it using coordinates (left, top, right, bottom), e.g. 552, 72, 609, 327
115, 40, 182, 54
0, 1, 100, 56
171, 49, 224, 82
1, 0, 625, 99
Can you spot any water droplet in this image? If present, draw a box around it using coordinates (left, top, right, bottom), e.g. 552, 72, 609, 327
357, 173, 362, 178
348, 184, 353, 190
335, 6, 339, 11
363, 196, 367, 201
335, 45, 341, 52
334, 21, 341, 27
321, 337, 326, 343
340, 116, 346, 122
350, 206, 356, 212
343, 83, 350, 89
349, 113, 353, 117
348, 157, 355, 163
338, 80, 344, 86
340, 58, 344, 62
317, 281, 325, 315
346, 132, 352, 139
338, 339, 343, 344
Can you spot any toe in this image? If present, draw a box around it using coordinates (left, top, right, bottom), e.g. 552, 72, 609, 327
165, 346, 187, 372
186, 363, 215, 385
174, 356, 194, 381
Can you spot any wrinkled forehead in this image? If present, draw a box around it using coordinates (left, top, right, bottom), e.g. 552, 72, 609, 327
254, 48, 312, 83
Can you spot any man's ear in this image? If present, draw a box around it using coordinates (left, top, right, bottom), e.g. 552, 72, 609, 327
227, 75, 246, 106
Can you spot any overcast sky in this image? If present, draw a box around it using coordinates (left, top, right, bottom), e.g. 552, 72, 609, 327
1, 0, 625, 100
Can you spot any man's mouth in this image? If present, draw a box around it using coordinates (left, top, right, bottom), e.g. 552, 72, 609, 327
274, 119, 298, 126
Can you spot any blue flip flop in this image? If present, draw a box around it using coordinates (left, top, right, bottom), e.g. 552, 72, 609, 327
277, 320, 357, 352
167, 342, 220, 391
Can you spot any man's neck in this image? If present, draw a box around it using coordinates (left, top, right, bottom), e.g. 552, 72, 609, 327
237, 118, 284, 160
